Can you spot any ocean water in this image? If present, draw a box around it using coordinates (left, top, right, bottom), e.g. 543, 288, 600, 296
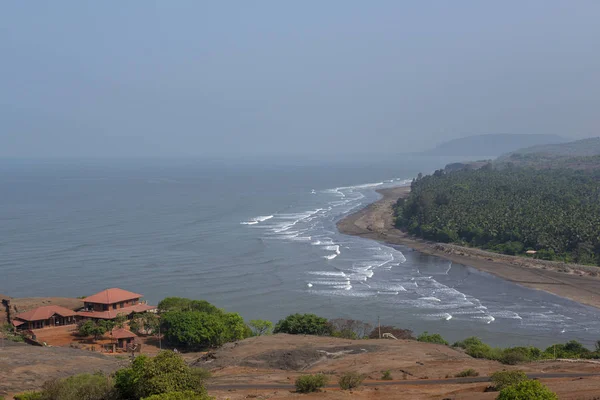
2, 157, 600, 348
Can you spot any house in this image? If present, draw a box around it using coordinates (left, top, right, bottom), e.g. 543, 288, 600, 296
12, 305, 78, 330
111, 328, 138, 350
77, 288, 156, 320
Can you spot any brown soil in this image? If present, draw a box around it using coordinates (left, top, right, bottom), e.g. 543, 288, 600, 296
197, 334, 600, 399
3, 334, 600, 399
337, 186, 600, 310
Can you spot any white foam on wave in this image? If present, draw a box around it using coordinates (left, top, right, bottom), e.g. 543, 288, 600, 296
419, 297, 441, 302
311, 240, 322, 245
308, 271, 347, 277
324, 245, 341, 254
307, 283, 313, 287
240, 221, 259, 225
324, 254, 338, 260
241, 215, 273, 225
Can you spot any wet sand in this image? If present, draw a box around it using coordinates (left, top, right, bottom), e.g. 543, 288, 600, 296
337, 186, 600, 310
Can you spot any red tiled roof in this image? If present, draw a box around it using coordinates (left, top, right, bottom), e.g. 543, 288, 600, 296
77, 303, 156, 320
111, 328, 137, 339
12, 319, 25, 327
15, 305, 77, 322
83, 288, 143, 305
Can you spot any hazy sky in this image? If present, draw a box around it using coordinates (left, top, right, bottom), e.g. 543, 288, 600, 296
1, 1, 599, 158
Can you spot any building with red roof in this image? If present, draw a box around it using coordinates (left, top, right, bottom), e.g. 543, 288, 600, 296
78, 288, 156, 321
12, 305, 78, 330
110, 327, 138, 349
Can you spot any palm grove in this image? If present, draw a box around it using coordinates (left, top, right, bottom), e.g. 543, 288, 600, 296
395, 166, 600, 265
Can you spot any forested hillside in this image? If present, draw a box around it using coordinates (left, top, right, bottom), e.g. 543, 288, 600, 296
395, 167, 600, 265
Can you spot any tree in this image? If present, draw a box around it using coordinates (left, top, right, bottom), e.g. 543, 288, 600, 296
114, 351, 210, 400
417, 331, 448, 345
36, 373, 117, 400
273, 313, 333, 336
248, 319, 273, 336
130, 313, 160, 336
157, 297, 220, 314
78, 320, 113, 340
113, 313, 128, 329
161, 310, 246, 349
368, 325, 414, 340
491, 370, 528, 391
496, 379, 558, 400
329, 319, 373, 339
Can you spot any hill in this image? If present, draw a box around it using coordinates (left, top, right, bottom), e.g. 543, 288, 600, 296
422, 133, 565, 157
495, 137, 600, 169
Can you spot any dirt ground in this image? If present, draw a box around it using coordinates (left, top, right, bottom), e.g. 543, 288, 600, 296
2, 334, 600, 399
196, 335, 600, 400
337, 186, 600, 310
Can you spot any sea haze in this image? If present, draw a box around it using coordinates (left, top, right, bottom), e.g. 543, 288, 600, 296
1, 156, 599, 348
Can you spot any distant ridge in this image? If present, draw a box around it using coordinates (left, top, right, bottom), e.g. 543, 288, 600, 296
422, 134, 566, 157
495, 137, 600, 170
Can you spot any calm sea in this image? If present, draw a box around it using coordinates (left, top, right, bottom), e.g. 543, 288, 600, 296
2, 156, 599, 348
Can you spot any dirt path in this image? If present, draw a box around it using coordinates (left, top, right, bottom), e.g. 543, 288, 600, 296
337, 186, 600, 310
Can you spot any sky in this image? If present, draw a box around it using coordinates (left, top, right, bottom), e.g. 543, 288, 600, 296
1, 1, 599, 158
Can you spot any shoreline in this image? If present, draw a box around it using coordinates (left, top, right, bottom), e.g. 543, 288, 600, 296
337, 186, 600, 310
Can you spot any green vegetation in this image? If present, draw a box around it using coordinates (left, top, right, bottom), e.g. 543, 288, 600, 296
114, 351, 211, 399
329, 318, 373, 339
142, 392, 211, 400
417, 331, 448, 345
496, 379, 558, 400
129, 312, 160, 336
338, 371, 364, 390
381, 370, 393, 380
248, 319, 273, 336
455, 368, 479, 377
78, 319, 115, 340
490, 370, 528, 391
395, 167, 600, 265
1, 323, 24, 342
294, 374, 328, 393
273, 313, 333, 336
159, 298, 248, 349
13, 393, 42, 400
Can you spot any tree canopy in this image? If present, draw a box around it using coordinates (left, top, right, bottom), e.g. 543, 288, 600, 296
273, 313, 333, 336
396, 167, 600, 265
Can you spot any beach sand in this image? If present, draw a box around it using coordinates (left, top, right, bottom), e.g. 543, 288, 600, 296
337, 186, 600, 310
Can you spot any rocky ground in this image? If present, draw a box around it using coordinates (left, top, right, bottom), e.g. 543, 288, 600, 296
2, 333, 600, 399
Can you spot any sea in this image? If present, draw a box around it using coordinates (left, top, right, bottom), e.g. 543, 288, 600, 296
2, 156, 600, 348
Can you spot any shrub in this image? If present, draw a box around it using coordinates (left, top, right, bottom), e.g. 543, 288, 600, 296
39, 373, 118, 400
13, 393, 42, 400
142, 391, 213, 400
294, 374, 328, 393
368, 325, 415, 340
114, 351, 209, 399
329, 319, 373, 339
496, 379, 558, 400
248, 319, 273, 336
157, 297, 221, 314
338, 371, 364, 390
161, 310, 247, 349
381, 370, 393, 380
455, 368, 479, 377
490, 370, 528, 391
500, 350, 531, 365
274, 314, 333, 336
417, 331, 448, 345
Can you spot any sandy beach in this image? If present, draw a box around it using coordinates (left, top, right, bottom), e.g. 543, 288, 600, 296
337, 186, 600, 310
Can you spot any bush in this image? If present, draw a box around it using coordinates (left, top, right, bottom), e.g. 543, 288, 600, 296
13, 393, 42, 400
142, 391, 213, 400
496, 379, 558, 400
114, 351, 209, 399
294, 374, 328, 393
338, 371, 364, 390
455, 368, 479, 377
368, 325, 415, 340
329, 319, 373, 339
248, 319, 273, 336
161, 310, 247, 349
157, 297, 221, 314
490, 370, 528, 391
39, 373, 118, 400
274, 314, 333, 336
417, 331, 448, 345
381, 370, 393, 380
